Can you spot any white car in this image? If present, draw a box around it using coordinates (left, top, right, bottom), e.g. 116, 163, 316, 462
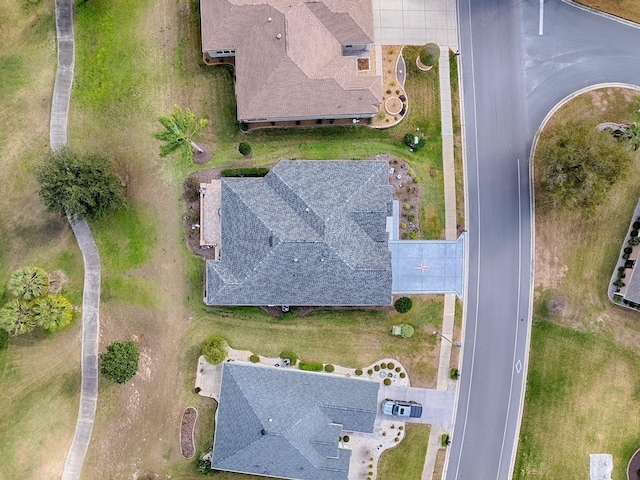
381, 399, 423, 418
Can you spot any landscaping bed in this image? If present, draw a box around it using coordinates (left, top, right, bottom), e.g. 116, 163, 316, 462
180, 407, 198, 459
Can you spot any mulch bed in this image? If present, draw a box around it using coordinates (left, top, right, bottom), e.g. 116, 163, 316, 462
628, 448, 640, 480
180, 407, 198, 459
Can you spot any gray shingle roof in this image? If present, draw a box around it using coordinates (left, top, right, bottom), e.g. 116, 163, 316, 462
205, 160, 393, 306
212, 363, 380, 480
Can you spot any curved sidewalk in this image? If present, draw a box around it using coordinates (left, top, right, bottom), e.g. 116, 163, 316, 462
49, 0, 102, 479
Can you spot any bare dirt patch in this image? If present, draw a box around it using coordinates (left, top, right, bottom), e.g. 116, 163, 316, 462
180, 407, 197, 458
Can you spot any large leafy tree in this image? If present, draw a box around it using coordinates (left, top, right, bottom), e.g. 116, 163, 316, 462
101, 341, 139, 384
536, 122, 632, 216
155, 107, 208, 162
37, 147, 126, 220
33, 294, 73, 331
8, 267, 49, 301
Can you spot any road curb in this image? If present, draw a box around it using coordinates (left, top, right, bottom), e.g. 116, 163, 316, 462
561, 0, 640, 30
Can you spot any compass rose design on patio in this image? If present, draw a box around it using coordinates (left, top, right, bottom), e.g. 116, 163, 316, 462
415, 261, 429, 274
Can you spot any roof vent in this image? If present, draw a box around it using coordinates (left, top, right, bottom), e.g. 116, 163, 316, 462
261, 429, 266, 435
276, 33, 282, 39
293, 258, 298, 263
305, 207, 310, 212
268, 17, 272, 22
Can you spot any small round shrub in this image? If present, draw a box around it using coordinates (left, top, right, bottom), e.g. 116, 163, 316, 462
394, 297, 413, 313
624, 253, 631, 259
634, 221, 640, 230
324, 364, 335, 373
625, 247, 633, 254
404, 133, 417, 147
395, 366, 401, 372
280, 350, 298, 365
342, 435, 349, 442
400, 372, 406, 378
632, 230, 639, 237
387, 362, 395, 369
374, 365, 380, 371
369, 464, 373, 469
407, 214, 416, 223
250, 354, 260, 363
238, 141, 252, 156
355, 369, 363, 376
201, 336, 228, 365
383, 378, 391, 386
631, 237, 640, 246
419, 43, 440, 66
100, 341, 139, 384
367, 369, 373, 375
381, 362, 387, 369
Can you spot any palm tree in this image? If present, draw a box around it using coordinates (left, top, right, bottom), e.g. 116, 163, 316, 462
154, 107, 208, 162
0, 299, 35, 336
8, 267, 49, 301
33, 294, 73, 331
625, 122, 640, 151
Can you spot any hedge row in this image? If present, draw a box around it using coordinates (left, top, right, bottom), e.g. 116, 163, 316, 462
299, 361, 324, 371
221, 167, 269, 177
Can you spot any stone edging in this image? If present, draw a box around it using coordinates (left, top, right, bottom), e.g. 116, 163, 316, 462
385, 97, 403, 115
180, 406, 198, 459
416, 56, 434, 72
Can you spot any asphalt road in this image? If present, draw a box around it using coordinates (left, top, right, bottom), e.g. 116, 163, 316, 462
448, 1, 640, 478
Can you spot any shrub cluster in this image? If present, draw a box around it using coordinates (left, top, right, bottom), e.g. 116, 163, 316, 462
324, 364, 335, 373
280, 350, 298, 365
299, 361, 323, 371
355, 369, 363, 376
249, 354, 260, 363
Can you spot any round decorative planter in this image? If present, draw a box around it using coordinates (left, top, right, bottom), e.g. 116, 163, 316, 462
385, 97, 403, 115
416, 57, 433, 71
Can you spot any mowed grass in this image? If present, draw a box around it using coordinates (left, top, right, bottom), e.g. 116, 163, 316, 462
378, 424, 430, 480
515, 87, 640, 480
0, 1, 88, 478
514, 321, 640, 480
576, 0, 640, 24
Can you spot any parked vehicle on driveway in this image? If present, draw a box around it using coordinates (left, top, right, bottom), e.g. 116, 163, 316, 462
381, 399, 422, 418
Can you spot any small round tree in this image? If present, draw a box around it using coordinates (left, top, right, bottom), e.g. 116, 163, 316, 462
100, 341, 139, 384
202, 336, 228, 365
419, 43, 440, 66
239, 142, 252, 157
394, 297, 413, 313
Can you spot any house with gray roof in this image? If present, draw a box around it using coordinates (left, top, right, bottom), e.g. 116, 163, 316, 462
200, 0, 382, 123
211, 363, 380, 480
203, 160, 393, 307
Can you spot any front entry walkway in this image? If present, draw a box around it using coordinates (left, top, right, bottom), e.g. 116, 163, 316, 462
389, 234, 464, 299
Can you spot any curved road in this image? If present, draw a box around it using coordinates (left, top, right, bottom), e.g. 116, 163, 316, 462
448, 0, 640, 478
50, 0, 102, 479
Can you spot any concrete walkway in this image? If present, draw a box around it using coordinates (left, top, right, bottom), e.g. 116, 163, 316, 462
49, 0, 103, 478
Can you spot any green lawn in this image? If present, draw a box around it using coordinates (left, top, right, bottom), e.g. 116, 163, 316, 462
514, 321, 640, 480
378, 424, 430, 480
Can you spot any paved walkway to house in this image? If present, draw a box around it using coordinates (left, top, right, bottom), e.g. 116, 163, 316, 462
50, 1, 102, 479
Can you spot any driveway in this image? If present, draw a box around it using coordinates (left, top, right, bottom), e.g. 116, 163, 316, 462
372, 0, 458, 47
376, 384, 456, 430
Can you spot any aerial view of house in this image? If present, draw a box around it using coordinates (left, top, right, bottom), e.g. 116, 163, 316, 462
211, 362, 379, 480
202, 160, 393, 306
200, 0, 382, 123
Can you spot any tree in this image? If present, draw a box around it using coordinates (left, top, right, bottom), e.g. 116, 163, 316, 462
100, 341, 139, 384
238, 142, 252, 157
419, 43, 440, 66
8, 267, 49, 301
37, 147, 126, 220
155, 107, 208, 162
394, 297, 413, 313
535, 122, 631, 216
33, 294, 73, 331
201, 336, 228, 365
625, 122, 640, 151
0, 299, 35, 336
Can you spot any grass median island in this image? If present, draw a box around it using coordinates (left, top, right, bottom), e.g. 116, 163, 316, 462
576, 0, 640, 24
514, 321, 640, 480
378, 424, 430, 480
515, 87, 640, 480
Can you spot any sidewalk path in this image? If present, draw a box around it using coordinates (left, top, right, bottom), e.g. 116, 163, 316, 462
49, 0, 102, 478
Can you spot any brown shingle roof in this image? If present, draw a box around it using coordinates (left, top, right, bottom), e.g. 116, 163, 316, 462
201, 0, 382, 121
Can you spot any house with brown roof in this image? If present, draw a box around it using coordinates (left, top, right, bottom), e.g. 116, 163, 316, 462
200, 0, 382, 124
